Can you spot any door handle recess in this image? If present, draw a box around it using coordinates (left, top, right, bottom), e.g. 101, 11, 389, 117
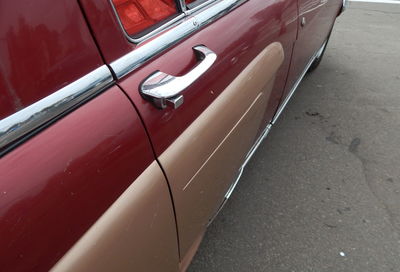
140, 45, 217, 109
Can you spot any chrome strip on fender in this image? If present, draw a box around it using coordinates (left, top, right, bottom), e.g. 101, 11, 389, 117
209, 42, 330, 224
341, 0, 349, 13
208, 123, 272, 225
271, 43, 324, 124
110, 0, 245, 79
0, 65, 113, 152
226, 122, 272, 198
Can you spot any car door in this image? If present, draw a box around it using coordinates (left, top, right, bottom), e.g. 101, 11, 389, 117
277, 0, 342, 111
0, 1, 178, 271
79, 0, 298, 265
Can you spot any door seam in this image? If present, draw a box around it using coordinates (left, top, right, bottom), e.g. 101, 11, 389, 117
115, 83, 182, 260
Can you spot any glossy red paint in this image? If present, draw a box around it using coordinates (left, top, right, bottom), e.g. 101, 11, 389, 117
0, 0, 344, 270
92, 0, 298, 156
0, 0, 104, 120
79, 0, 135, 62
0, 87, 155, 271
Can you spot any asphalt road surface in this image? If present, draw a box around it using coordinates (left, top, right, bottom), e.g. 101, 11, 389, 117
189, 2, 400, 271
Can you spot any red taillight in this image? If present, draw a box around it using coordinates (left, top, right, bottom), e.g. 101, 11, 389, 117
112, 0, 177, 36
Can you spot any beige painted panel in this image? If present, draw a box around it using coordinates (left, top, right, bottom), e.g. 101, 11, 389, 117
51, 161, 179, 272
159, 42, 285, 257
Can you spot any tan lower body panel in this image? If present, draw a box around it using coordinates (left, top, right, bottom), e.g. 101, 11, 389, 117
159, 42, 285, 258
179, 230, 205, 272
51, 161, 179, 272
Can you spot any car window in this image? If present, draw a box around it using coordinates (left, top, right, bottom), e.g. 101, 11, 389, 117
111, 0, 180, 38
111, 0, 218, 43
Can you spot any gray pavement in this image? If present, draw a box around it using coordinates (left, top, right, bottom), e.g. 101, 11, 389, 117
189, 2, 400, 271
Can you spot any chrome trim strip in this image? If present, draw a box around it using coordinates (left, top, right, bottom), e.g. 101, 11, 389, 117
110, 0, 231, 45
185, 0, 218, 15
110, 0, 245, 79
226, 123, 272, 198
111, 1, 187, 46
315, 40, 328, 59
178, 0, 188, 12
129, 14, 186, 44
0, 65, 113, 152
208, 41, 331, 224
271, 43, 324, 125
341, 0, 349, 13
208, 123, 272, 225
209, 41, 330, 222
244, 124, 272, 168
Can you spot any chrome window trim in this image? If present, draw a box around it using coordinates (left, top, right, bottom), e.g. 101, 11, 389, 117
109, 0, 187, 45
184, 0, 218, 15
178, 0, 188, 12
110, 0, 246, 79
0, 65, 113, 154
109, 0, 219, 45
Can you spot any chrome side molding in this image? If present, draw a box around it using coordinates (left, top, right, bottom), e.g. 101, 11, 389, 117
272, 41, 326, 124
110, 0, 245, 79
208, 124, 272, 225
0, 65, 113, 153
208, 41, 331, 223
341, 0, 349, 13
226, 123, 272, 199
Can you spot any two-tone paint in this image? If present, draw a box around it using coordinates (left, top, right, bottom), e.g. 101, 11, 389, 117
0, 0, 344, 270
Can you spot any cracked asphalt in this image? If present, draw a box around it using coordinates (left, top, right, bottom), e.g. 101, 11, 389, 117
189, 2, 400, 271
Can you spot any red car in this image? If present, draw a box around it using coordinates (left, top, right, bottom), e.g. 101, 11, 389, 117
0, 0, 346, 270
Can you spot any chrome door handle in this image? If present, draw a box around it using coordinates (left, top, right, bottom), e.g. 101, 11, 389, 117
140, 45, 217, 109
